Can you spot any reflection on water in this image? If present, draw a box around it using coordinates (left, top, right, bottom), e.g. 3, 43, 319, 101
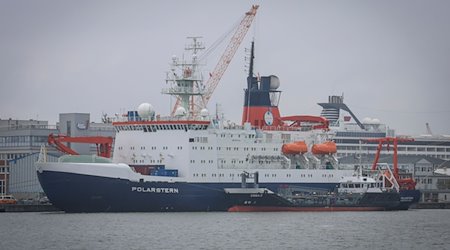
1, 210, 449, 250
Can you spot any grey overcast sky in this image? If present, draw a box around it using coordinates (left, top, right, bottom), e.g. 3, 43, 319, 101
1, 0, 449, 135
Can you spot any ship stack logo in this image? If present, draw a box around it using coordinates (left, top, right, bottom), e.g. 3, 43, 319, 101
131, 186, 179, 194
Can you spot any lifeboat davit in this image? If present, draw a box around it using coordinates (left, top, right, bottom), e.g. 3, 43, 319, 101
311, 141, 337, 155
282, 141, 308, 155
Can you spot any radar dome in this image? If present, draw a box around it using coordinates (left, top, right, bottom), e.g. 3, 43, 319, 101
175, 107, 187, 117
137, 103, 154, 120
362, 117, 372, 124
200, 108, 209, 117
362, 117, 381, 124
269, 75, 280, 90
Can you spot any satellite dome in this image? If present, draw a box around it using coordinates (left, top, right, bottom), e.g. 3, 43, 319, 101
175, 106, 187, 117
137, 103, 154, 120
362, 117, 372, 124
200, 108, 209, 117
269, 75, 280, 90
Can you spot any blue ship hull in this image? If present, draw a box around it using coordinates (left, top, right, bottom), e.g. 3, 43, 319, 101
38, 171, 335, 212
397, 189, 421, 210
37, 170, 418, 212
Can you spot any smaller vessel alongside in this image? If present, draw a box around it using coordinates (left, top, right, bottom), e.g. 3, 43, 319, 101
225, 167, 403, 212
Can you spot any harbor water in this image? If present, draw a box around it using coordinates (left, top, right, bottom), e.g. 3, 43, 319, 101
1, 209, 449, 250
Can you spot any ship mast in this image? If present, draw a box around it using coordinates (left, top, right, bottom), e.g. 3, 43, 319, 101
162, 37, 206, 118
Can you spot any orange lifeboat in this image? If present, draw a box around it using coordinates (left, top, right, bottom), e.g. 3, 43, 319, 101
282, 141, 308, 155
311, 141, 337, 155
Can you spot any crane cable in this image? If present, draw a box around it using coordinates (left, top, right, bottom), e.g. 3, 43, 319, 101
198, 15, 243, 62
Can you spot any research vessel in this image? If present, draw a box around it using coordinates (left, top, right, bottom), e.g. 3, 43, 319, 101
36, 36, 417, 212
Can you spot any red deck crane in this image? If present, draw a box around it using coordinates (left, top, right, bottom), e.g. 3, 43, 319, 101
365, 137, 416, 190
48, 133, 113, 158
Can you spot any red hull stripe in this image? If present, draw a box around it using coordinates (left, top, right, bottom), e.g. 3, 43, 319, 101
228, 206, 387, 212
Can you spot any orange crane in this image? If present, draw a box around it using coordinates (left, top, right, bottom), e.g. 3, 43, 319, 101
48, 133, 113, 158
171, 5, 259, 116
365, 137, 416, 190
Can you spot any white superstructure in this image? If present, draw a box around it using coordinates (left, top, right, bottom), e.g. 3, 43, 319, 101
318, 95, 450, 160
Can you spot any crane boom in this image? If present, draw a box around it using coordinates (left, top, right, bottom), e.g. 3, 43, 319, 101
200, 5, 259, 107
48, 133, 114, 158
364, 137, 417, 190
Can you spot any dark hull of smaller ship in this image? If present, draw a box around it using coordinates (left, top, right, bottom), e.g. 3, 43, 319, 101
397, 189, 421, 210
226, 191, 403, 212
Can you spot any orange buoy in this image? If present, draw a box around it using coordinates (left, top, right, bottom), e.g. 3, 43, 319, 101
282, 141, 308, 155
311, 141, 337, 155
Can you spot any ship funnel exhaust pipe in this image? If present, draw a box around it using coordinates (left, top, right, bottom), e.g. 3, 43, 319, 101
242, 42, 282, 128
